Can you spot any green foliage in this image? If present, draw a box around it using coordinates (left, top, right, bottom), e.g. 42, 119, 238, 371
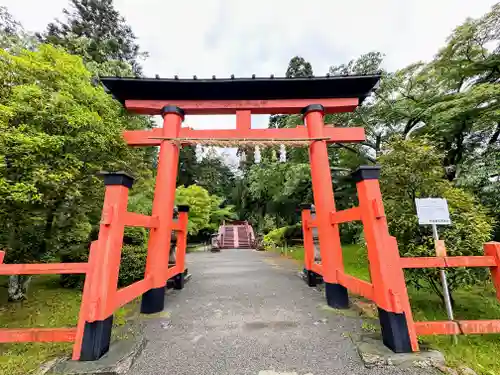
379, 138, 493, 299
286, 56, 313, 78
178, 148, 235, 198
0, 43, 150, 281
175, 184, 235, 235
0, 6, 35, 50
40, 0, 147, 76
263, 227, 287, 250
175, 185, 212, 235
207, 195, 237, 231
263, 224, 302, 250
246, 160, 312, 231
457, 147, 500, 240
118, 244, 147, 287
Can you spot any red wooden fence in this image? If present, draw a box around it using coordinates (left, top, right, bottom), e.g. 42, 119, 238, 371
302, 166, 500, 353
0, 173, 189, 361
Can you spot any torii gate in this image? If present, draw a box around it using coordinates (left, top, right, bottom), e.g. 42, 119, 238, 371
99, 74, 415, 352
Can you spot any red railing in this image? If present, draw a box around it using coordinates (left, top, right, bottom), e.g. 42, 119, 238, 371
0, 252, 87, 344
301, 165, 500, 353
401, 242, 500, 337
0, 172, 189, 361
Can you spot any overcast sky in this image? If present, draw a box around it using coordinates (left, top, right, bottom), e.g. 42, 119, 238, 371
2, 0, 497, 164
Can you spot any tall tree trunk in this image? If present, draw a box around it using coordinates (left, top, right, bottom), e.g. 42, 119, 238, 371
39, 204, 57, 256
8, 275, 32, 301
375, 134, 382, 158
489, 122, 500, 145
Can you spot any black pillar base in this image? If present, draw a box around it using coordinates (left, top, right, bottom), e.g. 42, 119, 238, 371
325, 282, 349, 309
173, 273, 184, 290
378, 308, 412, 353
304, 269, 321, 287
140, 285, 165, 314
80, 315, 113, 361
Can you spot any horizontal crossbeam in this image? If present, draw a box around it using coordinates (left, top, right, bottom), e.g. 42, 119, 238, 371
0, 263, 88, 275
337, 271, 374, 300
124, 126, 365, 147
400, 256, 496, 269
415, 320, 500, 335
123, 212, 159, 228
330, 207, 362, 224
125, 98, 359, 115
0, 328, 77, 343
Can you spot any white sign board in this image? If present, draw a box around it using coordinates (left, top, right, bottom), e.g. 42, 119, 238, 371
415, 198, 451, 225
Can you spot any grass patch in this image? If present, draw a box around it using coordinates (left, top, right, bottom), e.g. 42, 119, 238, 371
0, 275, 137, 375
270, 243, 500, 374
267, 244, 305, 263
410, 285, 500, 374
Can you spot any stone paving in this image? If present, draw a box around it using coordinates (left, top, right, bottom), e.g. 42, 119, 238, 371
130, 249, 437, 375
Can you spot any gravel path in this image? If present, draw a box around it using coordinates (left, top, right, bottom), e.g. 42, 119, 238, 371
130, 249, 434, 375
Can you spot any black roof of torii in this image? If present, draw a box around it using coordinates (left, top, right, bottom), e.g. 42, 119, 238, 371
100, 74, 381, 103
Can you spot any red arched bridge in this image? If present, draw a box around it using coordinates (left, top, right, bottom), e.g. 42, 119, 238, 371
216, 221, 255, 249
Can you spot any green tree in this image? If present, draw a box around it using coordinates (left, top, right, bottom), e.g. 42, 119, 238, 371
177, 146, 198, 187
0, 6, 36, 50
268, 56, 314, 131
178, 148, 235, 198
358, 5, 500, 179
399, 4, 500, 181
286, 56, 313, 78
246, 160, 312, 231
457, 147, 500, 240
40, 0, 147, 76
326, 51, 387, 161
0, 44, 148, 299
175, 185, 234, 235
379, 138, 493, 304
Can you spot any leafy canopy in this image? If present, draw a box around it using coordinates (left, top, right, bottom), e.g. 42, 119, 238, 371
0, 43, 146, 264
40, 0, 147, 76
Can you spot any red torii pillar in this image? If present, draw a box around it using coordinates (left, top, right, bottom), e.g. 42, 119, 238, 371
303, 104, 349, 308
141, 106, 185, 314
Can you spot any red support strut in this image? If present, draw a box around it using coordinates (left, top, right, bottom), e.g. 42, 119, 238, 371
353, 166, 417, 352
75, 172, 133, 361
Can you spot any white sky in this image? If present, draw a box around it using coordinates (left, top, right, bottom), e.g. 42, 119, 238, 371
2, 0, 497, 165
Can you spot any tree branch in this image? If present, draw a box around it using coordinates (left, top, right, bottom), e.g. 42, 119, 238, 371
333, 143, 376, 163
361, 141, 377, 150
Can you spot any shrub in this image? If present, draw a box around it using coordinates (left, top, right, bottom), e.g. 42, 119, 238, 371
379, 138, 494, 303
263, 223, 302, 250
123, 226, 147, 246
118, 244, 147, 287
